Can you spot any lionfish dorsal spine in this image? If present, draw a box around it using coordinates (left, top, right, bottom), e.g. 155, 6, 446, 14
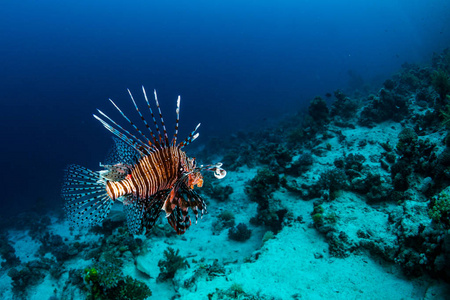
94, 87, 205, 155
127, 88, 157, 149
179, 123, 200, 148
95, 108, 149, 151
93, 112, 147, 157
152, 89, 170, 147
141, 86, 163, 148
173, 95, 181, 145
108, 98, 155, 150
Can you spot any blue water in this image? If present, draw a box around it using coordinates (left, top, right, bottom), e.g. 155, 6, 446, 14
0, 0, 449, 216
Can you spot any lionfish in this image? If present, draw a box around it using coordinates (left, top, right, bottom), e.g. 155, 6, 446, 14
62, 87, 226, 235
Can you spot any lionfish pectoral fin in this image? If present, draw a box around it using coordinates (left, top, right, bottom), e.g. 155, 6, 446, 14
123, 194, 145, 235
62, 164, 113, 227
167, 207, 191, 235
162, 188, 177, 217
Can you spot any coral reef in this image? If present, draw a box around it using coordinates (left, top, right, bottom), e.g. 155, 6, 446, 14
7, 260, 50, 298
244, 168, 280, 208
157, 247, 189, 282
202, 178, 234, 202
391, 127, 439, 192
330, 90, 359, 122
359, 88, 409, 126
83, 260, 152, 300
428, 186, 450, 228
0, 235, 20, 268
432, 69, 450, 102
179, 259, 226, 292
307, 96, 330, 127
244, 168, 289, 232
212, 210, 236, 234
228, 223, 252, 242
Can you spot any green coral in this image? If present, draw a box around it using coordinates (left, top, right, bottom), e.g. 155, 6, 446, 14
311, 205, 337, 226
428, 188, 450, 227
84, 267, 98, 283
157, 247, 189, 282
312, 213, 324, 225
311, 205, 324, 225
262, 231, 274, 243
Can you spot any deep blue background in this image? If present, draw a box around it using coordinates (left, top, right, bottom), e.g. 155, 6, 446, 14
1, 0, 449, 216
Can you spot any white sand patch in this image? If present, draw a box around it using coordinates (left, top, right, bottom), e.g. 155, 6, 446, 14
176, 222, 434, 299
26, 274, 58, 300
324, 192, 398, 245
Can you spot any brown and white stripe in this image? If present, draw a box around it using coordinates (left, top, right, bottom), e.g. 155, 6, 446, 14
106, 145, 185, 201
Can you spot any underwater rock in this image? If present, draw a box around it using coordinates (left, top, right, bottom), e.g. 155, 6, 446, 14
250, 207, 288, 232
286, 152, 313, 176
317, 168, 348, 201
228, 223, 252, 242
135, 255, 151, 278
208, 184, 234, 202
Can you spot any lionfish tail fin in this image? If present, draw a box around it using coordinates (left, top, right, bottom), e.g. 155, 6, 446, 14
62, 164, 113, 227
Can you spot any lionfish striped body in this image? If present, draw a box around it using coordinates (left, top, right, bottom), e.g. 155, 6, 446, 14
62, 87, 226, 235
